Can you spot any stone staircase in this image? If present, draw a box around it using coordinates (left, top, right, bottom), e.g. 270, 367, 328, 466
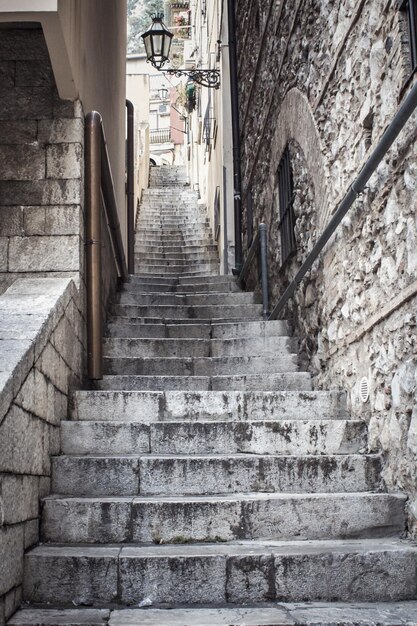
10, 166, 417, 625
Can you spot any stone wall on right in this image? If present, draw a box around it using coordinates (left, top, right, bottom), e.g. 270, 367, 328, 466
237, 0, 417, 533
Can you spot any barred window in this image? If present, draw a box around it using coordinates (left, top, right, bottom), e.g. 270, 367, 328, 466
401, 0, 417, 71
277, 146, 296, 266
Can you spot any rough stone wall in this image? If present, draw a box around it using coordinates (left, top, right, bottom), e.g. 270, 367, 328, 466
237, 0, 417, 532
0, 278, 85, 624
0, 26, 84, 295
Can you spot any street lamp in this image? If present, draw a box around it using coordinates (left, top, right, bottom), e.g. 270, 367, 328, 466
158, 87, 169, 100
142, 14, 221, 89
142, 14, 173, 70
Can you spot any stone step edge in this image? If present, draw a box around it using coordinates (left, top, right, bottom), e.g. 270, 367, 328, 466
42, 491, 406, 504
8, 602, 417, 626
24, 537, 415, 558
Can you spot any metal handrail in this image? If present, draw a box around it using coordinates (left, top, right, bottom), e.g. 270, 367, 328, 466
239, 223, 269, 319
126, 100, 135, 274
85, 111, 129, 379
269, 79, 417, 321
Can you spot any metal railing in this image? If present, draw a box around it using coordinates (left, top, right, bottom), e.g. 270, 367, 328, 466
239, 223, 269, 319
150, 128, 171, 144
85, 111, 129, 380
126, 100, 135, 275
269, 78, 417, 320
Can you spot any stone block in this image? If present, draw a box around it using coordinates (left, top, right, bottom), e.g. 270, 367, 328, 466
0, 121, 37, 144
51, 456, 140, 497
0, 474, 39, 524
37, 343, 70, 395
0, 30, 49, 62
226, 554, 275, 603
0, 405, 50, 475
0, 207, 23, 237
119, 548, 226, 605
22, 204, 83, 238
8, 236, 80, 272
15, 367, 49, 422
42, 497, 132, 544
0, 525, 24, 596
0, 179, 81, 206
24, 519, 39, 550
46, 143, 82, 180
0, 87, 53, 120
4, 585, 22, 622
0, 145, 45, 181
0, 61, 14, 88
15, 61, 54, 87
60, 422, 150, 456
0, 339, 34, 374
0, 239, 7, 272
23, 546, 119, 605
38, 119, 84, 144
9, 609, 111, 625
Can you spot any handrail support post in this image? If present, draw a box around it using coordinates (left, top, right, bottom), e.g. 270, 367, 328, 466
259, 222, 269, 319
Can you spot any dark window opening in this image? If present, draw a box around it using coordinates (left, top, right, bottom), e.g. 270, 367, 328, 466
254, 8, 261, 35
401, 0, 417, 71
277, 146, 296, 266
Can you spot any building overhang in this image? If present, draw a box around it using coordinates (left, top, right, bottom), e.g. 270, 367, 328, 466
0, 0, 77, 99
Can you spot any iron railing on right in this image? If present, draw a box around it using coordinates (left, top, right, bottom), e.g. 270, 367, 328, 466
269, 78, 417, 320
239, 223, 269, 319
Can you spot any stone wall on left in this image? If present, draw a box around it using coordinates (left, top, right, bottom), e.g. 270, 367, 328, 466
0, 26, 84, 296
0, 277, 85, 625
0, 25, 87, 625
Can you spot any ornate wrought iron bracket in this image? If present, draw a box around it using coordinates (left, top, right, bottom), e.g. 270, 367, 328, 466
160, 68, 221, 89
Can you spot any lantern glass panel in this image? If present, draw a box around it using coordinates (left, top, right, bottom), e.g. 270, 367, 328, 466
152, 34, 163, 56
163, 33, 173, 58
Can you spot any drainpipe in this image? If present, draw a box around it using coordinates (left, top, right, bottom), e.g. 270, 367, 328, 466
126, 100, 135, 275
227, 0, 243, 274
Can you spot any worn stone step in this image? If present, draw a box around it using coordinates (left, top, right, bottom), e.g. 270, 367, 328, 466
135, 256, 219, 265
129, 274, 235, 285
23, 539, 417, 606
70, 390, 346, 423
136, 237, 213, 246
134, 251, 218, 261
105, 320, 290, 339
41, 492, 406, 544
104, 337, 212, 358
103, 354, 299, 377
51, 454, 380, 497
95, 372, 313, 392
125, 280, 237, 294
103, 336, 296, 359
136, 243, 217, 252
107, 316, 263, 326
110, 303, 263, 320
134, 266, 219, 277
60, 419, 367, 456
116, 291, 257, 306
106, 322, 213, 339
137, 219, 210, 226
97, 375, 213, 391
11, 602, 417, 626
135, 243, 217, 255
137, 228, 212, 236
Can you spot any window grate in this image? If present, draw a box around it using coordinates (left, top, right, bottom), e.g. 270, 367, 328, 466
277, 146, 296, 266
401, 0, 417, 71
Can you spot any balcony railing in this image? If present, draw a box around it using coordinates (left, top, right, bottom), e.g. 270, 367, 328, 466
150, 129, 171, 144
